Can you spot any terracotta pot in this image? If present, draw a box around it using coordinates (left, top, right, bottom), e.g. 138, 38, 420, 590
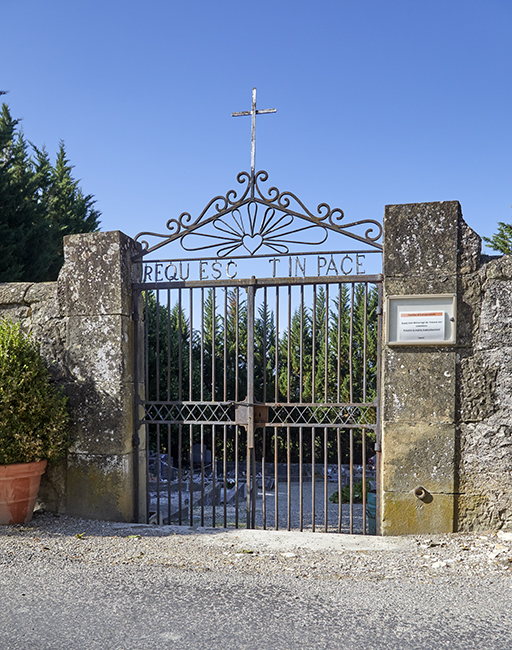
0, 460, 47, 525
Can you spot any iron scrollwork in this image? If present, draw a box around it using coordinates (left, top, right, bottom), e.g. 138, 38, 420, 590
134, 171, 382, 259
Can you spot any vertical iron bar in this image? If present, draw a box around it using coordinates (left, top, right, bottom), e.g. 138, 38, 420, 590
189, 423, 194, 526
376, 282, 383, 536
235, 287, 240, 529
337, 427, 342, 533
132, 289, 140, 523
212, 288, 216, 402
144, 291, 150, 523
155, 288, 161, 523
349, 283, 354, 534
189, 289, 193, 400
211, 289, 217, 528
261, 291, 268, 529
212, 425, 216, 527
274, 287, 279, 529
362, 283, 368, 534
312, 427, 315, 533
311, 285, 316, 531
167, 424, 171, 524
337, 283, 342, 533
324, 284, 329, 533
167, 289, 171, 524
246, 283, 256, 529
201, 288, 204, 402
312, 285, 316, 403
299, 285, 304, 532
224, 290, 228, 527
200, 424, 204, 527
223, 424, 227, 528
262, 427, 266, 529
287, 286, 291, 531
178, 423, 182, 525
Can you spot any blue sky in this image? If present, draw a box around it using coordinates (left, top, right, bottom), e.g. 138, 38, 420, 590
1, 0, 511, 257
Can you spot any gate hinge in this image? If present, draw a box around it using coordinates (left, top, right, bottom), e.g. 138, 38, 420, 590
376, 306, 382, 316
132, 433, 140, 447
132, 310, 139, 322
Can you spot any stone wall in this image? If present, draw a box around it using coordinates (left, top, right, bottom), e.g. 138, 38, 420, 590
0, 231, 145, 522
381, 201, 512, 534
2, 217, 511, 533
457, 254, 512, 530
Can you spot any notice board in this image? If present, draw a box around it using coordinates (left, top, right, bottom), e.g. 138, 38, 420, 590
386, 294, 456, 346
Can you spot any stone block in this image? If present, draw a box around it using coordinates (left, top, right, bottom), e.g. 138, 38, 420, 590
383, 202, 461, 278
381, 490, 455, 535
0, 282, 32, 305
381, 422, 455, 493
66, 379, 135, 456
58, 231, 142, 318
65, 314, 134, 390
485, 254, 512, 280
38, 458, 67, 514
456, 492, 512, 532
456, 273, 482, 347
382, 348, 456, 422
25, 282, 57, 304
458, 219, 482, 275
459, 353, 499, 422
478, 279, 512, 350
384, 277, 457, 296
66, 452, 134, 522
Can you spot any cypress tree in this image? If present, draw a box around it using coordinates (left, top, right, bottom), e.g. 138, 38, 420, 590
0, 104, 101, 282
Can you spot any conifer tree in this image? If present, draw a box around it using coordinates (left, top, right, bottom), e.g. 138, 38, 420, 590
483, 221, 512, 255
0, 103, 100, 282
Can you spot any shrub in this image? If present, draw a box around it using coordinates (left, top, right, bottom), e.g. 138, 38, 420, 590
329, 479, 372, 504
0, 319, 69, 464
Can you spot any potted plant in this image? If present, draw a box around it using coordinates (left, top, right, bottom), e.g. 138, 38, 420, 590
0, 319, 69, 525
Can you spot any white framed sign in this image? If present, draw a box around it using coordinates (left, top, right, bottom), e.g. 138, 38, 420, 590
386, 294, 456, 346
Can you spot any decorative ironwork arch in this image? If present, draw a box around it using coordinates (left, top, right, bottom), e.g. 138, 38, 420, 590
133, 170, 382, 261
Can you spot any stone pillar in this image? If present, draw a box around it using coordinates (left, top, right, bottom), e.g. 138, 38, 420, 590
380, 201, 478, 535
55, 231, 145, 521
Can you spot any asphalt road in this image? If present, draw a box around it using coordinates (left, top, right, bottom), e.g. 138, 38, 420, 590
2, 558, 511, 649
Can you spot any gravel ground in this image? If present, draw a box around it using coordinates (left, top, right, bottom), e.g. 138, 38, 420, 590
2, 511, 512, 581
2, 513, 512, 649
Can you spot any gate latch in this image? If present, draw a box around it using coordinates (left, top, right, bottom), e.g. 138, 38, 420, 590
234, 403, 268, 427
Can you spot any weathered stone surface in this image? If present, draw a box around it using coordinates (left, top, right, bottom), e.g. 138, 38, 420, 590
456, 491, 512, 532
58, 231, 142, 318
24, 282, 57, 304
478, 279, 512, 350
458, 219, 482, 275
384, 277, 457, 296
66, 452, 134, 522
459, 353, 499, 422
0, 231, 144, 523
66, 380, 134, 456
381, 422, 455, 493
485, 254, 512, 280
456, 272, 481, 347
381, 491, 455, 535
382, 348, 456, 423
383, 201, 461, 278
65, 314, 134, 390
38, 458, 67, 514
0, 282, 32, 305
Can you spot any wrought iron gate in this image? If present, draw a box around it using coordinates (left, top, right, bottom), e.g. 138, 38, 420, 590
132, 171, 382, 534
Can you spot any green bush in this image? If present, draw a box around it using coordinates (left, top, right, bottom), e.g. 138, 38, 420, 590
0, 319, 69, 464
329, 479, 371, 504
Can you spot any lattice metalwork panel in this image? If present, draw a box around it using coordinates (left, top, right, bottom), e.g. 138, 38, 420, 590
267, 403, 377, 428
141, 401, 236, 425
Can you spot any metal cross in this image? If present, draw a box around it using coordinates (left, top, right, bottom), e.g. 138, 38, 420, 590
232, 88, 276, 195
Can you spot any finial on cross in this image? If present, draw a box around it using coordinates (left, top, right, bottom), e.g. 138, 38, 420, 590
232, 88, 276, 195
